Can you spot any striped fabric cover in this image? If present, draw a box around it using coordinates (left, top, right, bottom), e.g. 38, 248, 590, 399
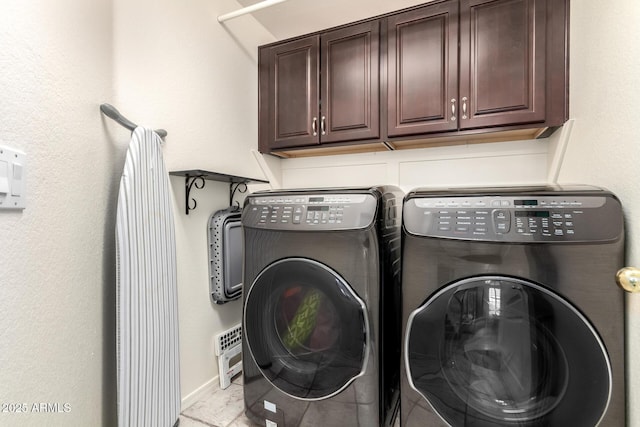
116, 127, 180, 427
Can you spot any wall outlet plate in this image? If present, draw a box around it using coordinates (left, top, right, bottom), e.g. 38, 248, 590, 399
0, 145, 26, 210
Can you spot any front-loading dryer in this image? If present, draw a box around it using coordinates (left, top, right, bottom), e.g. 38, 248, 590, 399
400, 186, 625, 426
242, 186, 402, 426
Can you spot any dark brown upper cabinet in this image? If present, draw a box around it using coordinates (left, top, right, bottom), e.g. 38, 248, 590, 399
387, 0, 566, 139
459, 0, 547, 129
259, 21, 380, 153
387, 1, 460, 137
259, 0, 568, 156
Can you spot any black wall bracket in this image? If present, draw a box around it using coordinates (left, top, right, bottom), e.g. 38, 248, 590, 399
170, 170, 269, 215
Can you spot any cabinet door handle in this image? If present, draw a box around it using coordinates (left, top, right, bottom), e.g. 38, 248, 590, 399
462, 97, 468, 119
450, 99, 456, 121
312, 117, 318, 136
321, 116, 326, 135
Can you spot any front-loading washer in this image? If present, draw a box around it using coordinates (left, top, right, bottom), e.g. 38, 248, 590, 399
242, 186, 403, 426
400, 186, 625, 426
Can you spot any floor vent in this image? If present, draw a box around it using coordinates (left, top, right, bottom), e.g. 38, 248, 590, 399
215, 324, 242, 389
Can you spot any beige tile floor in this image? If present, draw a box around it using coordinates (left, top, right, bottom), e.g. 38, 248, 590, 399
180, 375, 254, 427
180, 374, 400, 427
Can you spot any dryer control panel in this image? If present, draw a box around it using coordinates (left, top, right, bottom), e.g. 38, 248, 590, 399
404, 194, 623, 242
243, 193, 378, 230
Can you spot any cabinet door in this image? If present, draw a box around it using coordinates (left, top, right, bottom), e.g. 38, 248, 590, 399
320, 21, 380, 143
387, 1, 459, 137
264, 36, 320, 150
459, 0, 546, 129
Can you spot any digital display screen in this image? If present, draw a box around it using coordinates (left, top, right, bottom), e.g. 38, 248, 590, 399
515, 211, 550, 218
309, 197, 324, 203
308, 206, 329, 211
515, 200, 538, 206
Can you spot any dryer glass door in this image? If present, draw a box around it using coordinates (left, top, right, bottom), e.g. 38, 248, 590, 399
405, 276, 611, 426
245, 258, 369, 400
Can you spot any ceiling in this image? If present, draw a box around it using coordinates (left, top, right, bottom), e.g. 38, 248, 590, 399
234, 0, 428, 40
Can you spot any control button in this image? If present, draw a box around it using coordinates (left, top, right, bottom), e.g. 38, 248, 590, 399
495, 222, 510, 233
566, 229, 575, 235
494, 210, 509, 220
438, 226, 451, 231
491, 200, 501, 207
565, 221, 574, 227
554, 229, 564, 236
455, 226, 469, 232
474, 227, 487, 233
501, 200, 510, 207
492, 209, 511, 234
292, 215, 301, 224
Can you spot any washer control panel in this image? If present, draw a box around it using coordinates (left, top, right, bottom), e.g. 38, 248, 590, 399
404, 194, 622, 242
243, 193, 377, 230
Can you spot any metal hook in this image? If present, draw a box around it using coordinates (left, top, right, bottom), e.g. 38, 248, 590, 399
100, 103, 168, 138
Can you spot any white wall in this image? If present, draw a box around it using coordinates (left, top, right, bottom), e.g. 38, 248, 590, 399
0, 0, 115, 425
557, 0, 640, 425
111, 0, 274, 408
277, 140, 550, 191
0, 1, 274, 425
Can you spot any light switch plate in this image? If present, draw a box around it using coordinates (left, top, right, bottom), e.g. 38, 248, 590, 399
0, 145, 26, 210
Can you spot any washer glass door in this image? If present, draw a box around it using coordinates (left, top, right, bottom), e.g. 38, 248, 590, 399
406, 276, 611, 426
245, 258, 369, 400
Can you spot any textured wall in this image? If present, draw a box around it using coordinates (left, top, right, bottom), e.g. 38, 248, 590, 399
0, 0, 274, 424
0, 0, 116, 425
110, 0, 274, 407
557, 1, 640, 425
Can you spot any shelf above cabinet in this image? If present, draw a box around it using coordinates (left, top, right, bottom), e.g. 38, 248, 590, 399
170, 170, 269, 215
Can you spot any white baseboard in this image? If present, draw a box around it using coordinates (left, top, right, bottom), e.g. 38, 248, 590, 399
181, 376, 220, 411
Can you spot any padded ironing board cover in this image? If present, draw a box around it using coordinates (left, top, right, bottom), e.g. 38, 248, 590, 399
116, 127, 180, 427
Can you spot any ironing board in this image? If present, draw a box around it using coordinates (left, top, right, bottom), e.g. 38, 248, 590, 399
116, 127, 180, 427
